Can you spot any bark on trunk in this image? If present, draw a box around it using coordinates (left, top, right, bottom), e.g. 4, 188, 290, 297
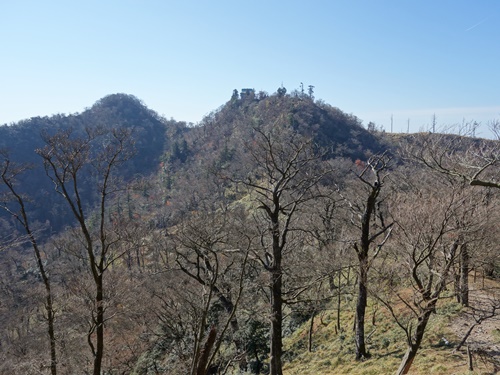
455, 323, 476, 352
396, 309, 433, 375
467, 345, 473, 371
196, 327, 217, 375
337, 270, 342, 332
269, 215, 283, 375
213, 290, 242, 352
396, 345, 418, 375
458, 244, 469, 307
355, 263, 369, 360
33, 235, 57, 375
13, 189, 58, 374
308, 310, 316, 352
354, 180, 381, 361
269, 262, 283, 375
46, 288, 57, 375
93, 276, 104, 375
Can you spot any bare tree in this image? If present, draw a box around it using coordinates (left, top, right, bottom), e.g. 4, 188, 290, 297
455, 302, 500, 353
405, 125, 500, 306
380, 174, 488, 375
409, 121, 500, 189
0, 150, 58, 375
338, 153, 393, 360
36, 126, 135, 375
171, 206, 252, 374
227, 125, 330, 375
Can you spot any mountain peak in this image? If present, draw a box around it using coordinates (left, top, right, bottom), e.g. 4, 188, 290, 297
86, 93, 162, 126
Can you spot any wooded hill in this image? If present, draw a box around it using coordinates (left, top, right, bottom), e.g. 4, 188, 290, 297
0, 90, 499, 375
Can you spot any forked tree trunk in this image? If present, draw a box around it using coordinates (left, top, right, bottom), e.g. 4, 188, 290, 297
196, 327, 217, 375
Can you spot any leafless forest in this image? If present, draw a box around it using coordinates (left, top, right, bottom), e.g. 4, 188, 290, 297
1, 92, 499, 374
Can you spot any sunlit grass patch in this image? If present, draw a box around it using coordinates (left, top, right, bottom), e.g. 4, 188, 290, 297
281, 294, 497, 375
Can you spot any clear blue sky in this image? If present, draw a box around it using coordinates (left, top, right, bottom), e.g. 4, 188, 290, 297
1, 0, 499, 137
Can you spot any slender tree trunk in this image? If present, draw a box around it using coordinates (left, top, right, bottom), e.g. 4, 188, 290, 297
45, 282, 57, 375
269, 261, 283, 375
266, 189, 285, 375
178, 265, 243, 356
467, 345, 473, 371
35, 243, 57, 375
308, 310, 316, 352
269, 218, 283, 375
459, 244, 469, 307
215, 292, 241, 351
31, 233, 57, 375
455, 324, 477, 352
396, 309, 433, 375
93, 275, 104, 375
353, 178, 383, 361
337, 270, 342, 332
454, 273, 461, 303
355, 260, 369, 360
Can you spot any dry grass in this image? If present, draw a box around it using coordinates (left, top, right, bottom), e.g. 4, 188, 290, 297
282, 291, 498, 375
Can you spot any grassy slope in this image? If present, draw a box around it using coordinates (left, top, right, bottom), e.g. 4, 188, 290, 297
282, 289, 497, 375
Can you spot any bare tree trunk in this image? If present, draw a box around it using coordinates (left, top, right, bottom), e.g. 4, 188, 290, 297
355, 261, 369, 360
269, 192, 284, 375
93, 276, 104, 375
467, 345, 473, 371
455, 306, 498, 352
396, 309, 433, 375
337, 270, 342, 332
230, 127, 326, 375
269, 251, 283, 375
455, 323, 476, 352
459, 243, 469, 307
196, 327, 217, 375
36, 238, 57, 375
308, 310, 316, 352
39, 250, 57, 375
218, 294, 242, 351
29, 231, 57, 375
396, 345, 418, 375
350, 154, 392, 361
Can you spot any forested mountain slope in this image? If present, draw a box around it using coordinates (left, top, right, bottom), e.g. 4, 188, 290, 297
188, 90, 386, 163
0, 91, 387, 236
0, 94, 181, 234
0, 90, 498, 375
